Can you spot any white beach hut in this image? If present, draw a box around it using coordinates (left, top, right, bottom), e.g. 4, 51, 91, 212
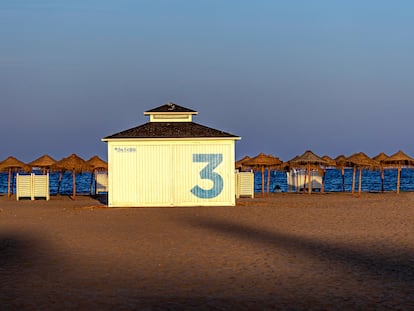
102, 103, 241, 207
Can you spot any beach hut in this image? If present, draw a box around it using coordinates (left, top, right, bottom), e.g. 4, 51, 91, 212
0, 156, 31, 197
382, 150, 414, 194
51, 154, 92, 199
346, 152, 380, 196
102, 102, 241, 207
242, 153, 283, 196
289, 150, 327, 194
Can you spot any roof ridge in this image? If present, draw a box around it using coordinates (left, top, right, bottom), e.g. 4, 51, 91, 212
103, 121, 239, 140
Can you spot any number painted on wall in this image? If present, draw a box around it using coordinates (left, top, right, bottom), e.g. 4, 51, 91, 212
191, 154, 224, 199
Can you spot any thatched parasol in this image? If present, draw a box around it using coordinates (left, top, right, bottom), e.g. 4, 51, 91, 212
334, 155, 348, 192
382, 150, 414, 194
235, 156, 251, 171
87, 155, 108, 195
266, 154, 283, 192
373, 152, 390, 163
320, 155, 336, 193
0, 156, 31, 197
290, 150, 327, 194
321, 155, 336, 167
87, 155, 108, 171
373, 152, 390, 192
346, 152, 380, 168
346, 152, 380, 196
29, 154, 57, 173
51, 154, 92, 199
242, 153, 283, 196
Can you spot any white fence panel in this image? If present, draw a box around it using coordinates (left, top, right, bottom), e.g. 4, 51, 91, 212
16, 173, 49, 200
16, 174, 32, 200
235, 170, 254, 198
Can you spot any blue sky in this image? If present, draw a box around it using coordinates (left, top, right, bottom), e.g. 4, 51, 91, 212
1, 0, 414, 162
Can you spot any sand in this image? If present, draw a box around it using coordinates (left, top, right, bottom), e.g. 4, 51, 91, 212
1, 193, 414, 310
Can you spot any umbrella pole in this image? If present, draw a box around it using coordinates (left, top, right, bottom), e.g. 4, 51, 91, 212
72, 169, 76, 200
358, 167, 362, 197
341, 168, 345, 192
303, 171, 307, 193
267, 167, 271, 193
296, 170, 299, 192
261, 165, 265, 197
57, 171, 63, 194
352, 166, 356, 195
12, 171, 15, 195
381, 167, 384, 193
288, 170, 292, 192
7, 169, 11, 198
90, 170, 94, 196
94, 170, 98, 195
397, 163, 401, 194
308, 162, 311, 194
321, 169, 325, 193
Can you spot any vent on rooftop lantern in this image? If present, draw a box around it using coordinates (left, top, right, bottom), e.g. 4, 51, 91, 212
167, 102, 176, 111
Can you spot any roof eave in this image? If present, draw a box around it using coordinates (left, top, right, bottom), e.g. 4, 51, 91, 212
144, 111, 198, 116
102, 136, 241, 142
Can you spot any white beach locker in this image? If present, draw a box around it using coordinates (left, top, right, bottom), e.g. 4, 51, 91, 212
16, 173, 50, 200
103, 103, 240, 207
235, 170, 254, 198
287, 169, 322, 192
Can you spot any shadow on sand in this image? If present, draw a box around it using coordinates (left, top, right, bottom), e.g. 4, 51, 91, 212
179, 215, 414, 284
1, 215, 414, 310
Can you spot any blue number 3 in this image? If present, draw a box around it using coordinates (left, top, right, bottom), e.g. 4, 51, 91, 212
191, 154, 224, 199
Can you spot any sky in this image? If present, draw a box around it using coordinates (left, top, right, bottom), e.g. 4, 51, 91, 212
1, 0, 414, 162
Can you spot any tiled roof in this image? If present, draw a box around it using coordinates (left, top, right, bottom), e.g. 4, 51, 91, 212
104, 122, 239, 139
145, 103, 197, 113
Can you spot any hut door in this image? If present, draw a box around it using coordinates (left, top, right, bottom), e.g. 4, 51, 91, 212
136, 145, 173, 205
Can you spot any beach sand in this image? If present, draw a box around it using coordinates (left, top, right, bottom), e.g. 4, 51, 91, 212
1, 193, 414, 310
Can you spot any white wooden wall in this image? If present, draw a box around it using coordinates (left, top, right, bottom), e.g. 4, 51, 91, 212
108, 140, 236, 207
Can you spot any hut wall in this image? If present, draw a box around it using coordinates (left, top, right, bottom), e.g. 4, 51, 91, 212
107, 139, 236, 207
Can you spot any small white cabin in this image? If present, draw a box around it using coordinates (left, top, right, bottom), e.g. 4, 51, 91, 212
287, 169, 322, 192
102, 103, 241, 207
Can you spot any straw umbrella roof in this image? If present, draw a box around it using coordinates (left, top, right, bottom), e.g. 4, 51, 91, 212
0, 156, 31, 172
51, 154, 92, 172
383, 150, 414, 166
321, 155, 337, 167
268, 154, 283, 169
285, 154, 299, 169
243, 152, 283, 168
290, 150, 327, 166
288, 155, 300, 163
346, 152, 380, 169
373, 152, 390, 163
373, 152, 392, 168
87, 155, 108, 170
334, 155, 348, 168
235, 155, 251, 170
28, 154, 57, 169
